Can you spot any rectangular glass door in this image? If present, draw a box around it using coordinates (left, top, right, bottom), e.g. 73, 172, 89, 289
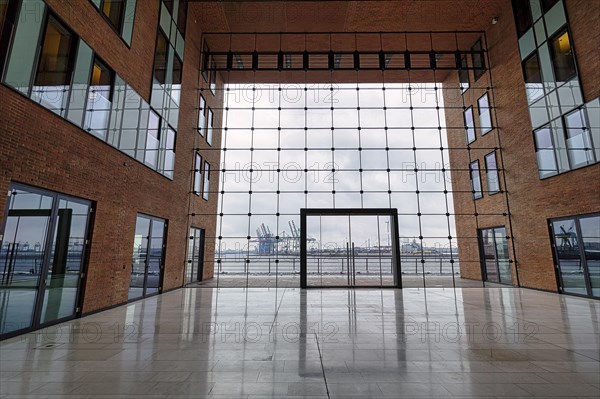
301, 209, 400, 288
128, 214, 166, 300
1, 184, 92, 338
186, 227, 205, 284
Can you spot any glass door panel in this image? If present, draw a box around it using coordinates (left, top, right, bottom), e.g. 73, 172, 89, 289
349, 215, 381, 287
129, 216, 149, 300
552, 219, 587, 295
480, 229, 499, 283
495, 227, 512, 284
40, 199, 90, 325
579, 216, 600, 297
0, 196, 52, 335
307, 215, 351, 287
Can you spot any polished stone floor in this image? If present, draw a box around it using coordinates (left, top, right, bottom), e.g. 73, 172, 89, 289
1, 287, 599, 398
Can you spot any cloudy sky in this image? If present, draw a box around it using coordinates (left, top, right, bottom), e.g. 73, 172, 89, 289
216, 83, 457, 256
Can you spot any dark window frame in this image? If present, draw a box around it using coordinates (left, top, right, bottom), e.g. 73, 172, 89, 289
511, 0, 533, 38
471, 38, 486, 82
464, 106, 476, 144
153, 27, 169, 85
477, 92, 493, 135
202, 160, 210, 200
198, 94, 206, 136
193, 152, 202, 195
470, 159, 483, 200
484, 151, 501, 195
90, 54, 115, 102
548, 27, 577, 84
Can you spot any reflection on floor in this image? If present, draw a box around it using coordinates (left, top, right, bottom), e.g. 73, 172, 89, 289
1, 287, 599, 398
194, 275, 486, 288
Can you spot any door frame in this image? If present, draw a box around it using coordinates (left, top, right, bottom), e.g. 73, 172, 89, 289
0, 182, 93, 340
300, 208, 401, 289
548, 213, 600, 299
477, 225, 512, 286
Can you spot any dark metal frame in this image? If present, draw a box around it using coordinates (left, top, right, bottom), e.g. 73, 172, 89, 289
0, 182, 94, 340
203, 50, 486, 72
477, 225, 513, 286
300, 208, 401, 289
548, 213, 600, 299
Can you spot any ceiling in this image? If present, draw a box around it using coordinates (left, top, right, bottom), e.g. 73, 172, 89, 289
189, 0, 508, 34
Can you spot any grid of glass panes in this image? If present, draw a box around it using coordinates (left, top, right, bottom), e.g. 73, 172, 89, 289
515, 0, 600, 178
208, 82, 506, 287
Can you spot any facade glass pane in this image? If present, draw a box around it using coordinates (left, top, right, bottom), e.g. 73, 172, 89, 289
464, 106, 475, 144
534, 126, 558, 178
32, 15, 76, 116
470, 160, 482, 199
564, 108, 594, 168
552, 218, 587, 295
478, 93, 493, 134
579, 216, 600, 297
485, 151, 500, 194
550, 30, 576, 84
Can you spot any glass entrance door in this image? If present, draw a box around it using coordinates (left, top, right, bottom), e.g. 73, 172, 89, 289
301, 209, 400, 288
478, 226, 512, 285
186, 227, 205, 284
0, 184, 92, 338
128, 214, 166, 301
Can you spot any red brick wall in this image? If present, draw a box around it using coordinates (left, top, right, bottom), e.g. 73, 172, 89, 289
444, 0, 600, 291
0, 0, 221, 313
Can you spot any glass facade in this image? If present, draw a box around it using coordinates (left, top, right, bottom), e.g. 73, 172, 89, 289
1, 2, 177, 179
512, 0, 600, 178
0, 184, 92, 338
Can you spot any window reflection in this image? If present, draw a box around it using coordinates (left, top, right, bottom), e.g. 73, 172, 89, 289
32, 15, 76, 115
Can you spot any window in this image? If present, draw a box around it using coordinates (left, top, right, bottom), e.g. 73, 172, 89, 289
198, 94, 206, 136
0, 0, 8, 35
201, 42, 209, 82
464, 106, 475, 144
478, 93, 493, 135
101, 0, 125, 33
177, 0, 187, 36
564, 108, 595, 169
209, 62, 217, 95
154, 29, 168, 84
512, 0, 533, 37
523, 52, 544, 103
32, 15, 77, 114
203, 161, 210, 200
162, 0, 174, 13
541, 0, 559, 13
534, 125, 558, 178
458, 55, 469, 93
484, 151, 500, 194
193, 152, 202, 195
34, 15, 75, 87
163, 127, 176, 178
145, 110, 161, 168
172, 54, 182, 85
549, 29, 576, 83
207, 107, 214, 145
0, 0, 17, 73
471, 39, 486, 81
470, 160, 482, 199
84, 56, 114, 136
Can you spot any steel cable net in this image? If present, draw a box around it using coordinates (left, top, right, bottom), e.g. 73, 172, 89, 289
191, 32, 514, 289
